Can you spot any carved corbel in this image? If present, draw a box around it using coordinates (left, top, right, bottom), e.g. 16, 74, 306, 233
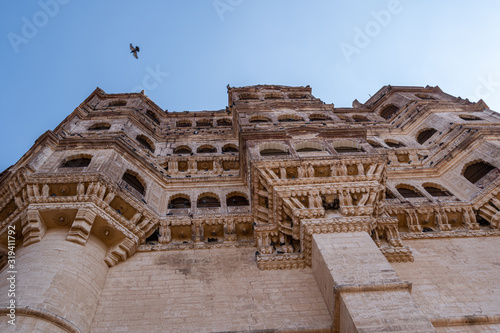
66, 208, 97, 245
104, 238, 136, 267
21, 209, 46, 247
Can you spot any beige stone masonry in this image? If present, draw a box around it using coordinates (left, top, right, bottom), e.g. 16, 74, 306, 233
312, 232, 434, 332
90, 247, 332, 332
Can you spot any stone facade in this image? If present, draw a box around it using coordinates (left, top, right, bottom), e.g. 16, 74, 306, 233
0, 84, 499, 332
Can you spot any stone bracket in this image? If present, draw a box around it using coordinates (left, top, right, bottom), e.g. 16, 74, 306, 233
67, 208, 97, 245
104, 238, 137, 267
21, 209, 46, 247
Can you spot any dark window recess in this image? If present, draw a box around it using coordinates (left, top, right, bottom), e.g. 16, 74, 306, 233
417, 129, 437, 144
222, 145, 238, 153
415, 94, 436, 100
197, 196, 221, 208
463, 162, 495, 184
353, 115, 369, 122
173, 147, 191, 154
145, 228, 160, 244
168, 197, 191, 209
335, 147, 363, 153
196, 121, 212, 127
239, 93, 258, 100
309, 114, 331, 121
424, 186, 452, 197
386, 141, 405, 148
89, 123, 110, 131
279, 117, 302, 122
250, 118, 271, 123
459, 115, 482, 121
217, 119, 232, 126
227, 195, 249, 207
397, 187, 423, 198
260, 149, 289, 156
177, 121, 192, 128
136, 136, 154, 152
297, 147, 322, 153
61, 158, 91, 168
122, 173, 145, 195
146, 110, 160, 125
197, 146, 216, 153
108, 100, 127, 107
368, 141, 382, 148
380, 104, 399, 120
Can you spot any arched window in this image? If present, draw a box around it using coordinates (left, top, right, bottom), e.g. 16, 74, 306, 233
176, 121, 192, 128
332, 140, 363, 153
122, 172, 145, 196
146, 110, 160, 125
380, 104, 399, 120
352, 115, 369, 122
423, 185, 453, 197
217, 118, 232, 126
108, 100, 127, 107
173, 146, 191, 155
168, 196, 191, 209
396, 186, 423, 198
222, 144, 238, 153
226, 194, 249, 206
367, 140, 382, 148
295, 142, 325, 153
249, 116, 272, 123
136, 135, 154, 152
385, 140, 405, 148
260, 143, 289, 156
415, 93, 436, 100
260, 149, 289, 156
88, 122, 110, 131
278, 114, 303, 122
196, 119, 212, 127
288, 93, 308, 99
459, 114, 482, 121
197, 145, 216, 153
61, 157, 91, 168
417, 128, 437, 145
463, 161, 496, 184
239, 93, 258, 100
309, 113, 331, 121
197, 194, 221, 208
336, 147, 363, 153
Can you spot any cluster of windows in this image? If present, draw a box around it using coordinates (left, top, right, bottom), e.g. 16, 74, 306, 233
392, 184, 454, 199
238, 92, 309, 100
167, 193, 249, 209
176, 118, 232, 128
173, 144, 238, 155
259, 141, 364, 157
249, 113, 372, 124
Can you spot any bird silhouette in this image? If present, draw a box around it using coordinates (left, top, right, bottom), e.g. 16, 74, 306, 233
130, 43, 140, 59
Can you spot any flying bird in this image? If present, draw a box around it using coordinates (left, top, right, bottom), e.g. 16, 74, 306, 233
130, 43, 140, 59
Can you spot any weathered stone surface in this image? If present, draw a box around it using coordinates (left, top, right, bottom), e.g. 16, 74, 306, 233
0, 84, 499, 332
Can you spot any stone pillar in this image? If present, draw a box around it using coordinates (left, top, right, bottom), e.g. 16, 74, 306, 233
312, 232, 434, 332
0, 229, 109, 333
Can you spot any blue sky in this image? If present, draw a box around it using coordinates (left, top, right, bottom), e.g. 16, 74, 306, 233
1, 1, 500, 171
